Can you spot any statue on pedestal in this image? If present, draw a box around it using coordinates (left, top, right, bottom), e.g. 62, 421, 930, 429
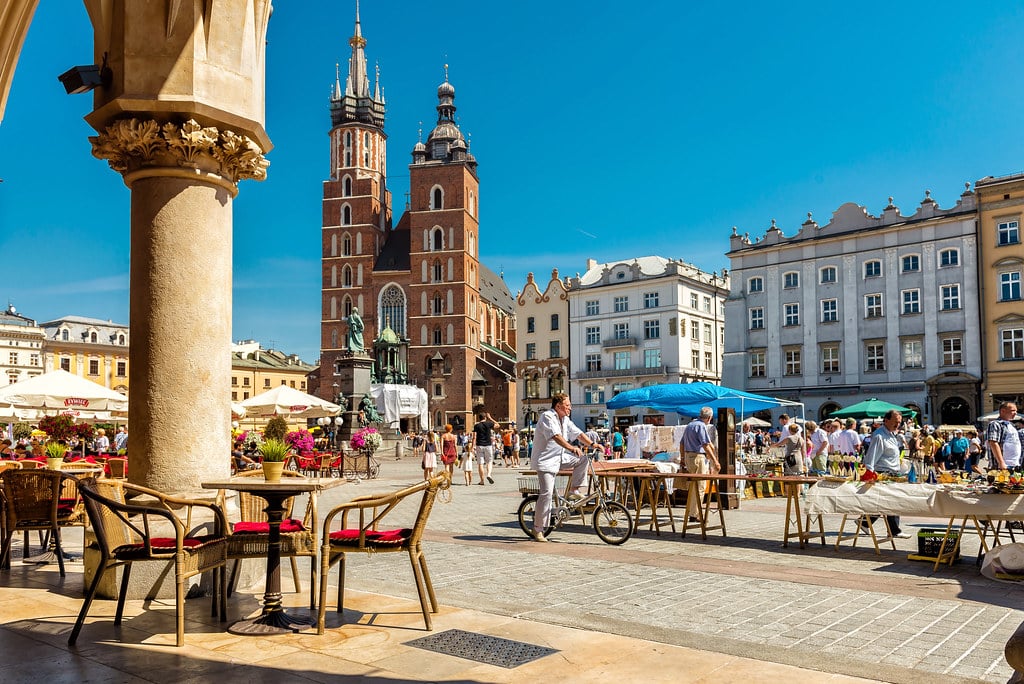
345, 308, 364, 353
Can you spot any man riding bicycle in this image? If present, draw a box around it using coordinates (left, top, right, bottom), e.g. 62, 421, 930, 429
530, 393, 596, 543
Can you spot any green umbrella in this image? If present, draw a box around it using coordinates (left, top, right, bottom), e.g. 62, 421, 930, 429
828, 398, 917, 420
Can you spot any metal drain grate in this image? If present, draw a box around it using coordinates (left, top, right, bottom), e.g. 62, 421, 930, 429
406, 629, 558, 669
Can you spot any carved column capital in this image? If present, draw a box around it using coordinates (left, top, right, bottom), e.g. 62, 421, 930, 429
90, 117, 269, 191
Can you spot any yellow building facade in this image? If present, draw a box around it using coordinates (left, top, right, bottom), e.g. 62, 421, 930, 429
41, 316, 130, 395
976, 173, 1024, 410
230, 341, 315, 402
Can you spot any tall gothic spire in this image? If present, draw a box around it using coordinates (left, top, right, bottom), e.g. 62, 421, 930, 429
330, 0, 385, 129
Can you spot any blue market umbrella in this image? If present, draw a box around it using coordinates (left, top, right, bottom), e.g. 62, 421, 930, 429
606, 382, 785, 418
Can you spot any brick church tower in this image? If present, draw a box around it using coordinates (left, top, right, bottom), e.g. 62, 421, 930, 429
318, 6, 516, 432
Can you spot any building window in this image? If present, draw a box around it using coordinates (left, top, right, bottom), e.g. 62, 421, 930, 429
433, 328, 442, 345
525, 343, 536, 360
939, 248, 959, 267
61, 329, 69, 341
342, 205, 351, 225
380, 285, 407, 338
865, 294, 883, 318
703, 296, 711, 312
644, 348, 661, 368
749, 307, 764, 330
901, 255, 920, 272
783, 271, 799, 289
549, 340, 560, 358
784, 349, 801, 376
264, 378, 271, 388
60, 357, 70, 371
613, 322, 629, 339
748, 277, 764, 293
784, 303, 799, 327
585, 353, 602, 371
902, 289, 921, 314
691, 349, 701, 369
614, 296, 628, 313
243, 377, 250, 386
643, 319, 660, 339
941, 284, 961, 310
527, 317, 535, 333
819, 266, 837, 284
612, 382, 634, 396
88, 359, 99, 375
30, 353, 39, 367
549, 372, 565, 394
998, 220, 1020, 246
750, 350, 766, 377
866, 343, 886, 371
343, 176, 352, 196
432, 261, 443, 282
342, 233, 352, 256
821, 299, 838, 323
583, 384, 605, 404
690, 293, 699, 309
704, 351, 713, 370
114, 361, 125, 376
1001, 328, 1024, 360
585, 326, 600, 345
585, 300, 599, 316
614, 351, 630, 370
433, 383, 443, 397
1000, 271, 1022, 301
902, 339, 923, 368
644, 292, 659, 308
8, 352, 16, 365
117, 334, 125, 345
550, 314, 559, 331
432, 187, 443, 210
864, 260, 882, 278
942, 337, 963, 366
525, 374, 539, 398
703, 323, 712, 344
90, 332, 98, 343
432, 294, 443, 315
821, 344, 840, 374
691, 321, 700, 338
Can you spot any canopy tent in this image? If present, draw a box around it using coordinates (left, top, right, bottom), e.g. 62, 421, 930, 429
240, 385, 341, 420
828, 398, 917, 421
0, 369, 128, 415
606, 382, 798, 418
370, 384, 428, 427
740, 416, 772, 427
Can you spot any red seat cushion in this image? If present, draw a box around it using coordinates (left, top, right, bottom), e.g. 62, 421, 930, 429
112, 535, 222, 558
232, 519, 306, 534
329, 527, 411, 547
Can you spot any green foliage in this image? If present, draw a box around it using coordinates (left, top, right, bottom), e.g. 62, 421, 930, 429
12, 423, 32, 440
44, 441, 69, 459
264, 416, 288, 442
257, 438, 290, 462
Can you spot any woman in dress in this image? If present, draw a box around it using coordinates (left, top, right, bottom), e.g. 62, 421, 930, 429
422, 429, 438, 481
440, 424, 458, 478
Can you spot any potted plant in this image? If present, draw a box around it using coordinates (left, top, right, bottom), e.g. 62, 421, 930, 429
44, 441, 69, 470
258, 438, 290, 483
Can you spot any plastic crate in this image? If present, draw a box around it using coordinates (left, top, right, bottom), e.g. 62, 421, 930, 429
918, 529, 960, 558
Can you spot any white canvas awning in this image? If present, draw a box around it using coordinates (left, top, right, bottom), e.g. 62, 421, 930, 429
370, 384, 428, 427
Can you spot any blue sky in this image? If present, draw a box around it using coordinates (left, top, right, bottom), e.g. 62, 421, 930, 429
3, 1, 1024, 364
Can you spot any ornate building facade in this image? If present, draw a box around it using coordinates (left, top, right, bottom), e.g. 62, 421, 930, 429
515, 270, 571, 430
0, 304, 45, 387
40, 315, 130, 394
317, 10, 516, 431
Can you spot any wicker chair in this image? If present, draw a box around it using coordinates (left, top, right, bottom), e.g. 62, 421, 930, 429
216, 469, 319, 608
68, 478, 228, 648
0, 469, 67, 576
106, 458, 127, 479
317, 473, 449, 633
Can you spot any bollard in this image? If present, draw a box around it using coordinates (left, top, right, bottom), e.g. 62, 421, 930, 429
395, 440, 404, 460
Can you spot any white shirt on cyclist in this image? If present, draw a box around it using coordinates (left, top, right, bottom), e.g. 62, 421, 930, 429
531, 408, 585, 473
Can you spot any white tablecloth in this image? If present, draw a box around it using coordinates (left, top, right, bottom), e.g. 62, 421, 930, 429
806, 481, 1024, 519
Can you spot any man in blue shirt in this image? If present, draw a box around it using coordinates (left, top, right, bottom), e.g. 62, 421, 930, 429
863, 409, 911, 538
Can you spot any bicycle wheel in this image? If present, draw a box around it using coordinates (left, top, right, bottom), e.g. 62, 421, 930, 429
593, 500, 633, 545
517, 496, 554, 538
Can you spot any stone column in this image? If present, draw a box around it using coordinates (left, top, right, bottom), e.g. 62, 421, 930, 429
84, 1, 273, 492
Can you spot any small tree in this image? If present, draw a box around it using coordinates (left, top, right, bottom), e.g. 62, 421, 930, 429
264, 416, 288, 443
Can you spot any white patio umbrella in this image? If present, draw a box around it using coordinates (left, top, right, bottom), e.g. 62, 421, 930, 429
0, 369, 128, 414
740, 416, 772, 427
240, 385, 341, 420
231, 402, 247, 420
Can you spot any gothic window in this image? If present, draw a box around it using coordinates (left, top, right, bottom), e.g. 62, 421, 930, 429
363, 132, 370, 166
433, 260, 443, 282
342, 205, 351, 225
343, 265, 353, 288
433, 327, 442, 345
343, 175, 352, 197
432, 293, 443, 316
432, 227, 444, 250
342, 233, 352, 256
343, 296, 353, 318
380, 285, 407, 338
431, 186, 444, 210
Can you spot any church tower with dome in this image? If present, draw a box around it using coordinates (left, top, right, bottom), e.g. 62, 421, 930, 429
318, 5, 516, 432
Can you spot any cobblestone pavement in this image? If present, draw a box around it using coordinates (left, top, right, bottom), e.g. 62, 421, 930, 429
320, 457, 1022, 684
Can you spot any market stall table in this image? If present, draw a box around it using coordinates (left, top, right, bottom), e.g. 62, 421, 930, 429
805, 480, 1024, 569
201, 476, 344, 635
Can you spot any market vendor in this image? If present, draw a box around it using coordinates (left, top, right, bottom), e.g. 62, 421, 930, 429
862, 409, 912, 539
